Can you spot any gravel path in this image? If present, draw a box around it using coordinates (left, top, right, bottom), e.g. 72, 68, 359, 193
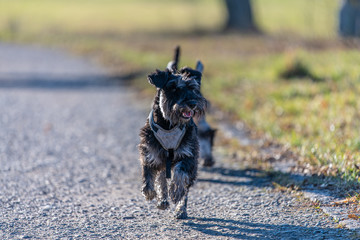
0, 43, 355, 239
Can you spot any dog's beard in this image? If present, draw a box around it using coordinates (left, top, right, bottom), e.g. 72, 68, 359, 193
192, 99, 206, 120
159, 92, 206, 126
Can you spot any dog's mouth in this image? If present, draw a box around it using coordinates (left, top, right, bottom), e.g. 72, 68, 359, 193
181, 110, 193, 119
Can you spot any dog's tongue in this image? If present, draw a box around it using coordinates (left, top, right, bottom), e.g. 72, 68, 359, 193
182, 111, 193, 118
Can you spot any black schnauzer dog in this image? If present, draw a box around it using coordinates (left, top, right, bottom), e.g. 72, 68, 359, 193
139, 48, 207, 219
197, 116, 217, 167
168, 47, 217, 167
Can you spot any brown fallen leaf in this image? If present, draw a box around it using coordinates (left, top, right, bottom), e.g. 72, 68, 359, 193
331, 196, 358, 206
348, 214, 359, 220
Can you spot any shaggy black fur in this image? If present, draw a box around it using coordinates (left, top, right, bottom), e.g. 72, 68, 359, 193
139, 59, 206, 219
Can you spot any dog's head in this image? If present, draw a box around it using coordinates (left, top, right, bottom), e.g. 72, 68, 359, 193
148, 67, 206, 125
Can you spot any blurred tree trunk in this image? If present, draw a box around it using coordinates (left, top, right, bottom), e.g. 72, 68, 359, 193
224, 0, 258, 32
339, 0, 360, 37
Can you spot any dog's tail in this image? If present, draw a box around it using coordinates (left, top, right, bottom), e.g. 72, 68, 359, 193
167, 46, 180, 73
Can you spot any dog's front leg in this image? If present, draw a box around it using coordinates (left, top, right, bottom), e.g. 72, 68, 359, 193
169, 157, 197, 219
175, 189, 188, 219
170, 156, 198, 201
155, 170, 169, 210
169, 161, 190, 204
141, 163, 157, 201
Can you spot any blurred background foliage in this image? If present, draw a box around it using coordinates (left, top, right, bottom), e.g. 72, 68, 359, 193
1, 0, 360, 182
0, 0, 340, 38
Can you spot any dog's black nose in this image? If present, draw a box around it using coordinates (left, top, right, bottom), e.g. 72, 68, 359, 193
187, 101, 197, 110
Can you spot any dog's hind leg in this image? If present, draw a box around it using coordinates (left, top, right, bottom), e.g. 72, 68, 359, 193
141, 164, 157, 201
155, 170, 169, 210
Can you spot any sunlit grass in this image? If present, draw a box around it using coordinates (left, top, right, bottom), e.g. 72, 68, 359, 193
204, 49, 360, 178
0, 0, 224, 39
0, 0, 341, 38
254, 0, 340, 38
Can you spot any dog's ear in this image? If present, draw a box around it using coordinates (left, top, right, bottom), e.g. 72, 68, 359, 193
195, 60, 204, 73
180, 67, 202, 85
147, 69, 170, 89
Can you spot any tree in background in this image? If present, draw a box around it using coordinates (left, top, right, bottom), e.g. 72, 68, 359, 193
339, 0, 360, 37
224, 0, 258, 32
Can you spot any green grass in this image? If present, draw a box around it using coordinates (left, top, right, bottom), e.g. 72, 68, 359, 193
0, 0, 224, 39
202, 49, 360, 177
254, 0, 340, 38
0, 0, 340, 39
1, 0, 360, 182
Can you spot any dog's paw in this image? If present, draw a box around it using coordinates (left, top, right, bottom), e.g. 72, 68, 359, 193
203, 158, 215, 167
157, 200, 169, 210
174, 209, 187, 219
142, 185, 156, 201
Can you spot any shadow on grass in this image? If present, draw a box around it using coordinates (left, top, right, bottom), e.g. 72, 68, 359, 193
72, 28, 262, 40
